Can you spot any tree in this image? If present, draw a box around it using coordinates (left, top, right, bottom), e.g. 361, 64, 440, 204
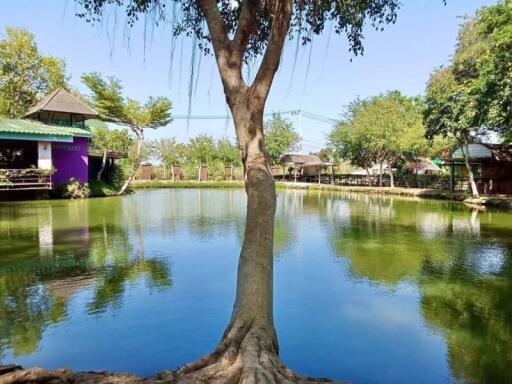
462, 1, 512, 140
0, 27, 68, 118
424, 67, 482, 197
424, 1, 512, 197
152, 138, 187, 181
217, 137, 241, 180
76, 1, 405, 382
330, 92, 427, 187
187, 133, 217, 165
264, 114, 301, 164
90, 122, 132, 181
82, 72, 172, 195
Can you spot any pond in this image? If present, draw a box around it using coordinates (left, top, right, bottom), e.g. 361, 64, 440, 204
1, 189, 512, 384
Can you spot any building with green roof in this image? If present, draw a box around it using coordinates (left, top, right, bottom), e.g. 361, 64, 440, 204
0, 89, 100, 191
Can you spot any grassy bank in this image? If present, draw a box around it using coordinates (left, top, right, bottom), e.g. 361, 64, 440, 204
132, 180, 246, 189
130, 179, 512, 210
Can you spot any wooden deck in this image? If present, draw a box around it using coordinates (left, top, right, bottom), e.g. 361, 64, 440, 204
0, 169, 52, 191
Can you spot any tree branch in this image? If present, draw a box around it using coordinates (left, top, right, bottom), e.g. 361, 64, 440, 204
252, 0, 292, 100
198, 0, 243, 92
232, 0, 259, 62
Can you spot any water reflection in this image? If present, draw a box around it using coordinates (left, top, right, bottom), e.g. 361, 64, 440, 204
0, 197, 172, 358
0, 190, 511, 383
323, 192, 512, 383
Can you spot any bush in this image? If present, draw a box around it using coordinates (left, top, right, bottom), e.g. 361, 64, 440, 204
62, 178, 90, 199
106, 163, 126, 190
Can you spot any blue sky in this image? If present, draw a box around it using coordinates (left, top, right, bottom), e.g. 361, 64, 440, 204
0, 0, 497, 151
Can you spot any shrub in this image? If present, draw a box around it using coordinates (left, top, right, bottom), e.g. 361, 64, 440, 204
62, 178, 90, 199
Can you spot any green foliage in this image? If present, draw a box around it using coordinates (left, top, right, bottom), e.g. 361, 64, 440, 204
424, 0, 512, 142
63, 178, 91, 199
105, 163, 126, 190
76, 1, 401, 60
82, 72, 172, 131
0, 27, 68, 118
329, 91, 428, 169
91, 126, 132, 153
150, 138, 187, 168
148, 135, 241, 180
264, 114, 301, 164
187, 134, 217, 165
216, 137, 241, 166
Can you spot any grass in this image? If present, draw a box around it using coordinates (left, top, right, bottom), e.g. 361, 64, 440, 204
132, 180, 245, 189
89, 180, 122, 197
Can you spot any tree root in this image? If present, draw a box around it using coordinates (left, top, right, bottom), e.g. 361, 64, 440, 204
174, 320, 342, 384
1, 321, 344, 384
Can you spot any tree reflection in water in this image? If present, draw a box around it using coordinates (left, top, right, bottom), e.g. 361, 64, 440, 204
327, 193, 512, 383
0, 197, 172, 359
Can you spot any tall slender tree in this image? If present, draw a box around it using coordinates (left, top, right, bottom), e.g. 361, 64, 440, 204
76, 1, 404, 382
82, 72, 172, 194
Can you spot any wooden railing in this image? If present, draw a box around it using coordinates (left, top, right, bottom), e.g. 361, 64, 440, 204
0, 169, 52, 191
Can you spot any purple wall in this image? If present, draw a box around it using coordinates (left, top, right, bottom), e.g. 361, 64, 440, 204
52, 137, 89, 184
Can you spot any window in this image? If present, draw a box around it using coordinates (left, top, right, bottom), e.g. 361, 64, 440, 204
0, 147, 24, 163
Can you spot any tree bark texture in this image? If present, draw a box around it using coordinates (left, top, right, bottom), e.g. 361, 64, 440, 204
173, 1, 340, 382
97, 149, 107, 181
118, 131, 144, 195
462, 141, 479, 197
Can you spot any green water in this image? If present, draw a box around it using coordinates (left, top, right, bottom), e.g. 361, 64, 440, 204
0, 189, 511, 384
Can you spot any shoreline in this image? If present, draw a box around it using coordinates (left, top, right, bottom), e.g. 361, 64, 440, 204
132, 180, 512, 210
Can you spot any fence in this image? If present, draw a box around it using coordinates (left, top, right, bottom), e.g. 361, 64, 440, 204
0, 169, 52, 191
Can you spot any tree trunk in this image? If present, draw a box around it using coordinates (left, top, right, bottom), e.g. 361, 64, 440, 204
365, 166, 372, 187
175, 1, 338, 382
96, 149, 107, 181
379, 162, 383, 187
118, 132, 143, 195
171, 165, 175, 182
176, 97, 331, 384
462, 142, 479, 198
389, 159, 395, 188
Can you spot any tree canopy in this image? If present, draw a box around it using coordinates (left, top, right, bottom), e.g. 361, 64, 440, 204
0, 27, 68, 118
82, 72, 173, 194
424, 0, 512, 143
82, 72, 172, 129
264, 114, 301, 164
76, 1, 401, 60
329, 91, 429, 186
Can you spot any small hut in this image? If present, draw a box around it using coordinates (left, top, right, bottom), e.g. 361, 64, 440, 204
279, 154, 333, 183
446, 143, 512, 194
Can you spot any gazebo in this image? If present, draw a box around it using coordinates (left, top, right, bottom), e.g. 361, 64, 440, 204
279, 153, 333, 183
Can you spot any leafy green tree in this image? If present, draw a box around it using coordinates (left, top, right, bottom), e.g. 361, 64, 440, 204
329, 99, 377, 186
0, 27, 68, 118
424, 67, 482, 197
151, 138, 187, 181
216, 137, 241, 166
330, 92, 427, 187
90, 122, 132, 181
187, 134, 217, 165
76, 0, 416, 380
82, 72, 172, 194
424, 1, 512, 197
264, 114, 301, 164
217, 137, 241, 180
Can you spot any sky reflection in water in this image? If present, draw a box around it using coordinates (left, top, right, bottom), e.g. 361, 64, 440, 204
0, 189, 511, 384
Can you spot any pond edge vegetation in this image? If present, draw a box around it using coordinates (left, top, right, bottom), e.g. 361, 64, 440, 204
131, 180, 512, 210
